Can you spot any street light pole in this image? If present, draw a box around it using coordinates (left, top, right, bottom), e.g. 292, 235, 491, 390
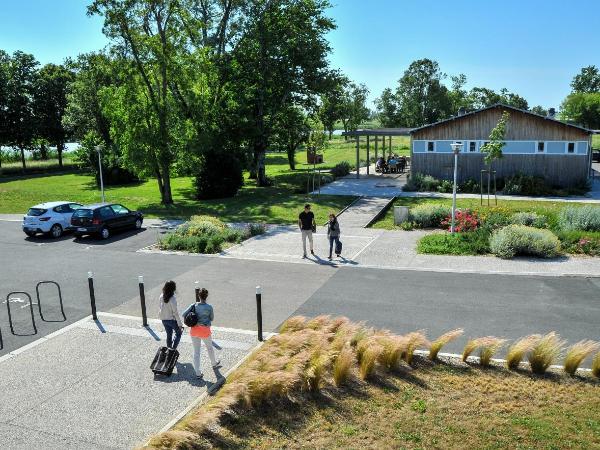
450, 142, 462, 234
95, 146, 105, 202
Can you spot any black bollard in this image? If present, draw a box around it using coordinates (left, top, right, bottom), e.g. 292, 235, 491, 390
256, 286, 263, 342
88, 271, 98, 320
139, 276, 148, 327
194, 281, 200, 301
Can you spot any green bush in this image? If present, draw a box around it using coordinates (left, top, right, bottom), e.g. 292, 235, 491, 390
480, 211, 511, 232
503, 174, 551, 196
490, 225, 561, 259
248, 223, 267, 236
459, 178, 480, 194
194, 150, 244, 200
417, 230, 490, 255
403, 172, 441, 192
330, 161, 351, 178
437, 180, 453, 193
510, 212, 547, 228
409, 204, 451, 228
556, 230, 600, 256
558, 205, 600, 231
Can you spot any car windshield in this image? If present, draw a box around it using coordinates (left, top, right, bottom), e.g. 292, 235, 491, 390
27, 208, 47, 217
72, 209, 93, 218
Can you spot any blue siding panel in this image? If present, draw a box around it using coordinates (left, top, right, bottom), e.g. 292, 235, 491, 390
546, 142, 564, 154
413, 141, 426, 153
435, 140, 454, 153
577, 141, 588, 154
503, 141, 535, 154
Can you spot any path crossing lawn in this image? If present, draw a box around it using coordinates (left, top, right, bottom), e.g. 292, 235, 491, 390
0, 153, 355, 223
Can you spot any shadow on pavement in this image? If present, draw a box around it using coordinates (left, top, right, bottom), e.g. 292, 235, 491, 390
72, 228, 147, 245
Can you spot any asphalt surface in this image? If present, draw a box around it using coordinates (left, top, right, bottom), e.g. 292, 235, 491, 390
1, 219, 599, 357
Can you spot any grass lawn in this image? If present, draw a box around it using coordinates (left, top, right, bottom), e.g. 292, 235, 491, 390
203, 364, 600, 449
0, 152, 354, 223
372, 197, 597, 230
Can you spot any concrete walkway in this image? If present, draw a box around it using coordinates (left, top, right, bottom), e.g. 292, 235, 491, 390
202, 226, 600, 277
337, 197, 393, 228
0, 312, 263, 450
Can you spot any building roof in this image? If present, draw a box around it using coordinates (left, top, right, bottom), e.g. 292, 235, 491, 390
342, 127, 413, 137
409, 103, 593, 135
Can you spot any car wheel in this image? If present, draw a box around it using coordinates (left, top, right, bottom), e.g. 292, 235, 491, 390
50, 224, 63, 238
134, 218, 142, 229
100, 227, 110, 240
25, 231, 36, 237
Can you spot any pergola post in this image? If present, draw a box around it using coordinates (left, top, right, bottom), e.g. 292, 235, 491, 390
382, 134, 386, 158
356, 135, 360, 179
374, 135, 378, 162
389, 136, 392, 159
366, 135, 370, 175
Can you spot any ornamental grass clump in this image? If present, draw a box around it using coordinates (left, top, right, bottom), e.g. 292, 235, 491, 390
279, 316, 307, 334
359, 342, 384, 380
564, 340, 600, 376
489, 225, 561, 259
403, 331, 429, 365
333, 345, 354, 387
478, 337, 506, 367
593, 353, 600, 378
378, 335, 408, 371
528, 332, 565, 375
506, 335, 541, 370
429, 328, 464, 361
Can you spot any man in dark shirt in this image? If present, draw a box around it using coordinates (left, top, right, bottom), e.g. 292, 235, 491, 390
298, 203, 316, 258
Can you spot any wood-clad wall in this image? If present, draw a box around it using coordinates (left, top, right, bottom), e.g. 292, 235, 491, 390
411, 153, 589, 187
412, 107, 589, 141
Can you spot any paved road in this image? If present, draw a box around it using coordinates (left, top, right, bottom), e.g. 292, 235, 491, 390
1, 220, 599, 357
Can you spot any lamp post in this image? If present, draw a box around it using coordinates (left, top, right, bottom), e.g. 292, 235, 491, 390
95, 146, 105, 202
450, 142, 462, 234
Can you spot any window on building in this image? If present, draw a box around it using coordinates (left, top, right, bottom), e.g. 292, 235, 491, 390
537, 142, 545, 153
567, 142, 575, 153
427, 141, 434, 152
469, 141, 476, 152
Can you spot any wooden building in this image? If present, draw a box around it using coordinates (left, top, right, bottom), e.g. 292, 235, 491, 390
410, 104, 594, 187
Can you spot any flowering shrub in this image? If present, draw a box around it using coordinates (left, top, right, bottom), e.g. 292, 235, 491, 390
441, 209, 480, 232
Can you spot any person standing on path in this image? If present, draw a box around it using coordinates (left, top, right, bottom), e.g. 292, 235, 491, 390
159, 280, 183, 349
298, 203, 316, 258
327, 213, 341, 260
183, 287, 220, 379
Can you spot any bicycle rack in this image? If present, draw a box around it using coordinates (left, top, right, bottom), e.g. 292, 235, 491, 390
36, 281, 67, 322
6, 292, 38, 336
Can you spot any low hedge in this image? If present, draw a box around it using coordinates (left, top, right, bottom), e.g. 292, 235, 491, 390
417, 230, 490, 255
490, 225, 561, 259
409, 204, 451, 228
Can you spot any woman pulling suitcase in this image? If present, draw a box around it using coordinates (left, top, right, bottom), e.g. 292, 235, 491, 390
183, 287, 221, 379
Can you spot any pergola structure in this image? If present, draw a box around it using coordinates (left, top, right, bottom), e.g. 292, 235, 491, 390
341, 128, 412, 178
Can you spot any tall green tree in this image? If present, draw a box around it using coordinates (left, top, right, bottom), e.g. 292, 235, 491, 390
480, 111, 509, 198
89, 0, 196, 204
377, 59, 452, 127
340, 82, 370, 134
0, 51, 10, 169
232, 0, 335, 186
571, 65, 600, 93
272, 105, 310, 170
6, 51, 39, 172
318, 73, 347, 138
33, 63, 74, 166
560, 92, 600, 129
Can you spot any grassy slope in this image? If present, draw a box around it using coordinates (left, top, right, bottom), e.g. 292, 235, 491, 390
213, 363, 600, 449
0, 150, 354, 223
372, 197, 596, 230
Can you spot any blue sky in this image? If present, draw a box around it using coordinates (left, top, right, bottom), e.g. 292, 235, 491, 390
1, 0, 598, 109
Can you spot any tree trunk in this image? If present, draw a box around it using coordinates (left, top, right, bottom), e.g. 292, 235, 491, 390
40, 143, 48, 160
57, 142, 64, 167
20, 146, 26, 173
328, 130, 333, 139
254, 141, 268, 186
161, 165, 173, 205
287, 145, 296, 170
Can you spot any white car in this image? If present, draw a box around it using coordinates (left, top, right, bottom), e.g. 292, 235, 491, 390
22, 201, 83, 238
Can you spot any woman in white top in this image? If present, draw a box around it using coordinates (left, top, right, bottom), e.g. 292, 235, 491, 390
159, 280, 183, 349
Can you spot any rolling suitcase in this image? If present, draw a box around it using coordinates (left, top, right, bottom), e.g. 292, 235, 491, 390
335, 240, 342, 255
151, 346, 179, 376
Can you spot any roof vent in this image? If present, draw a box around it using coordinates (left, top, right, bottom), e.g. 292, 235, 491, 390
547, 108, 556, 119
457, 107, 466, 116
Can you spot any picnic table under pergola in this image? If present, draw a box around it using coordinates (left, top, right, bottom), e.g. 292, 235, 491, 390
341, 128, 413, 178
